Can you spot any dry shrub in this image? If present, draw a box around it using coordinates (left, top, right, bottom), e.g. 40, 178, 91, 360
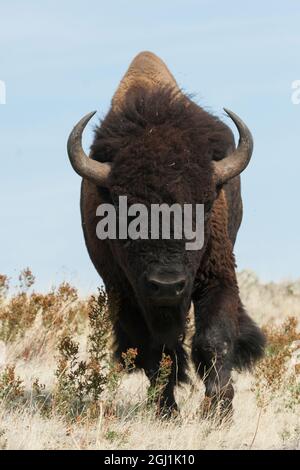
253, 317, 300, 408
53, 289, 112, 420
263, 317, 300, 357
51, 289, 141, 421
18, 268, 35, 291
147, 353, 173, 413
0, 275, 9, 299
0, 287, 127, 421
0, 365, 24, 404
0, 269, 88, 343
121, 348, 138, 373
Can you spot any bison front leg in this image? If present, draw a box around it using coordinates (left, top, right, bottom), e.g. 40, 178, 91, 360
192, 338, 234, 420
192, 285, 265, 420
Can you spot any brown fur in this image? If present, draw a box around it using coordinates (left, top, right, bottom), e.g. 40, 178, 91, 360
112, 51, 178, 110
79, 52, 265, 416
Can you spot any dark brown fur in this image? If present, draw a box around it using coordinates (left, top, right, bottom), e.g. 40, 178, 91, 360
81, 86, 265, 416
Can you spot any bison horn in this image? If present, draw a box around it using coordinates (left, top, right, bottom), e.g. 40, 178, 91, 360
213, 108, 253, 186
67, 111, 111, 187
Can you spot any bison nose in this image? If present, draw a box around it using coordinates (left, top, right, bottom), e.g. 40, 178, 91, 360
145, 273, 187, 304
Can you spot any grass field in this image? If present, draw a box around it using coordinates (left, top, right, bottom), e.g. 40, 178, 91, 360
0, 269, 299, 450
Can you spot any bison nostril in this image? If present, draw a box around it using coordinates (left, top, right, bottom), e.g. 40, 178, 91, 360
146, 275, 187, 299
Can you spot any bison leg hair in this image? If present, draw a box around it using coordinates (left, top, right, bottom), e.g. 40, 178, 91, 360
192, 285, 265, 418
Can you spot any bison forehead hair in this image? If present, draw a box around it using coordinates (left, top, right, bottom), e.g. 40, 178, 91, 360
91, 86, 234, 204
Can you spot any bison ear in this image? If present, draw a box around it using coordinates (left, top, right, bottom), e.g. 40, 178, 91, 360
67, 111, 112, 187
213, 109, 253, 186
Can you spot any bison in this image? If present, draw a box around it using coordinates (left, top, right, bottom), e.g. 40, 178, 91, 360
67, 51, 265, 417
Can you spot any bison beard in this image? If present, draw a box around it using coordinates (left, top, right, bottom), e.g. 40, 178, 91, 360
141, 298, 191, 349
68, 52, 266, 418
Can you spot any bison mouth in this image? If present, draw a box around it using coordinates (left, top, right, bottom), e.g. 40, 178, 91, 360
142, 302, 189, 349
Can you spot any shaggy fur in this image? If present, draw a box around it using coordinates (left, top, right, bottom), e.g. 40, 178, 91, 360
81, 85, 265, 416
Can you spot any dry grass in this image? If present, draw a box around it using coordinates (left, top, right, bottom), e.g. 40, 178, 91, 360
0, 269, 299, 450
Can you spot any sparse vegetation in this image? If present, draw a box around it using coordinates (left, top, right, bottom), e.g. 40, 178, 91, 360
0, 269, 299, 449
147, 353, 173, 413
0, 268, 89, 348
253, 317, 300, 410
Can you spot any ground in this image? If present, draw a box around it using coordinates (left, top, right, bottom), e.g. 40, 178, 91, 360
0, 269, 299, 450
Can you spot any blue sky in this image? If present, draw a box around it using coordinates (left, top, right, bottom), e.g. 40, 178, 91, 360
0, 1, 300, 292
